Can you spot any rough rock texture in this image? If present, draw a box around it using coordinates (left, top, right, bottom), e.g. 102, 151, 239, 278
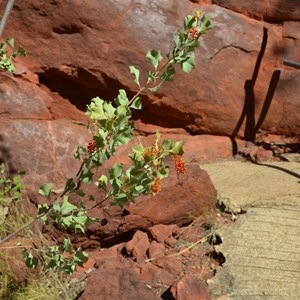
0, 0, 299, 189
208, 206, 300, 299
213, 0, 300, 22
74, 163, 216, 246
171, 274, 212, 300
80, 269, 161, 300
76, 219, 215, 299
201, 160, 300, 211
0, 1, 299, 299
0, 0, 299, 143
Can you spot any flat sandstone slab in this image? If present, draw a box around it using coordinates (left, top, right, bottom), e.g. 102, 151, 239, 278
207, 206, 300, 299
202, 160, 300, 299
201, 160, 300, 211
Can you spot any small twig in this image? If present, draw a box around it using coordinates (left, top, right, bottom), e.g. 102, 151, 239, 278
0, 210, 49, 245
145, 234, 211, 263
168, 235, 210, 257
0, 0, 15, 41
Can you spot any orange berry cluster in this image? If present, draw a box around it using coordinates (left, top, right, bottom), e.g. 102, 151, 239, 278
87, 139, 97, 154
173, 154, 186, 174
143, 146, 160, 159
150, 178, 162, 194
188, 27, 199, 40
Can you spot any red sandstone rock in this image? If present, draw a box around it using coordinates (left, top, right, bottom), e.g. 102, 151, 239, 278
125, 230, 150, 262
212, 0, 300, 22
148, 241, 165, 259
137, 260, 179, 290
170, 274, 212, 300
152, 256, 183, 276
0, 118, 89, 189
0, 0, 298, 139
1, 0, 298, 192
149, 224, 178, 243
256, 146, 274, 162
119, 164, 217, 232
80, 268, 160, 300
93, 244, 125, 269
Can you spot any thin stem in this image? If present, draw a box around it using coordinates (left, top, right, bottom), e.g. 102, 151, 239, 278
0, 0, 15, 41
0, 210, 49, 246
128, 86, 146, 105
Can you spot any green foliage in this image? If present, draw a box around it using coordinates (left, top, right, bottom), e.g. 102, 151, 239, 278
0, 163, 25, 204
0, 38, 26, 72
0, 11, 213, 278
22, 238, 88, 275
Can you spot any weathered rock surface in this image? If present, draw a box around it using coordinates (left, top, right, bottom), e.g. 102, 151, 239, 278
83, 163, 217, 246
0, 1, 299, 299
208, 206, 300, 299
80, 268, 161, 300
0, 0, 299, 143
201, 160, 300, 211
202, 160, 300, 299
0, 0, 299, 191
171, 274, 212, 300
0, 118, 88, 189
213, 0, 300, 22
76, 220, 214, 299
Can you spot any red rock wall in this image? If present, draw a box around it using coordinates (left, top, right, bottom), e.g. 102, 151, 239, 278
0, 0, 299, 185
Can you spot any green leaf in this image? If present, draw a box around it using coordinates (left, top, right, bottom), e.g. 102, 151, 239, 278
155, 130, 161, 149
184, 15, 197, 31
158, 164, 169, 177
76, 189, 85, 197
146, 49, 163, 70
16, 46, 26, 56
181, 54, 196, 73
116, 132, 131, 145
161, 64, 175, 82
46, 257, 60, 270
0, 43, 7, 51
86, 97, 105, 120
64, 238, 73, 253
38, 203, 49, 215
109, 163, 123, 179
80, 169, 94, 184
129, 97, 142, 110
41, 215, 49, 224
6, 37, 14, 48
74, 249, 89, 266
39, 183, 52, 198
65, 178, 76, 193
147, 71, 156, 83
148, 82, 163, 93
103, 102, 116, 118
115, 89, 129, 106
116, 105, 128, 116
98, 175, 107, 190
129, 65, 140, 86
60, 196, 78, 215
23, 249, 38, 269
132, 143, 144, 160
115, 193, 128, 208
200, 15, 214, 33
63, 264, 76, 275
172, 140, 184, 155
53, 201, 61, 212
162, 139, 174, 151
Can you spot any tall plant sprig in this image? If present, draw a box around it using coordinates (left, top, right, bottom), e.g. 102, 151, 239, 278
0, 11, 213, 274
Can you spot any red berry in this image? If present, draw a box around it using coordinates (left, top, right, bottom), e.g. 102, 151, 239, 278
87, 140, 97, 154
173, 154, 186, 174
150, 178, 162, 194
